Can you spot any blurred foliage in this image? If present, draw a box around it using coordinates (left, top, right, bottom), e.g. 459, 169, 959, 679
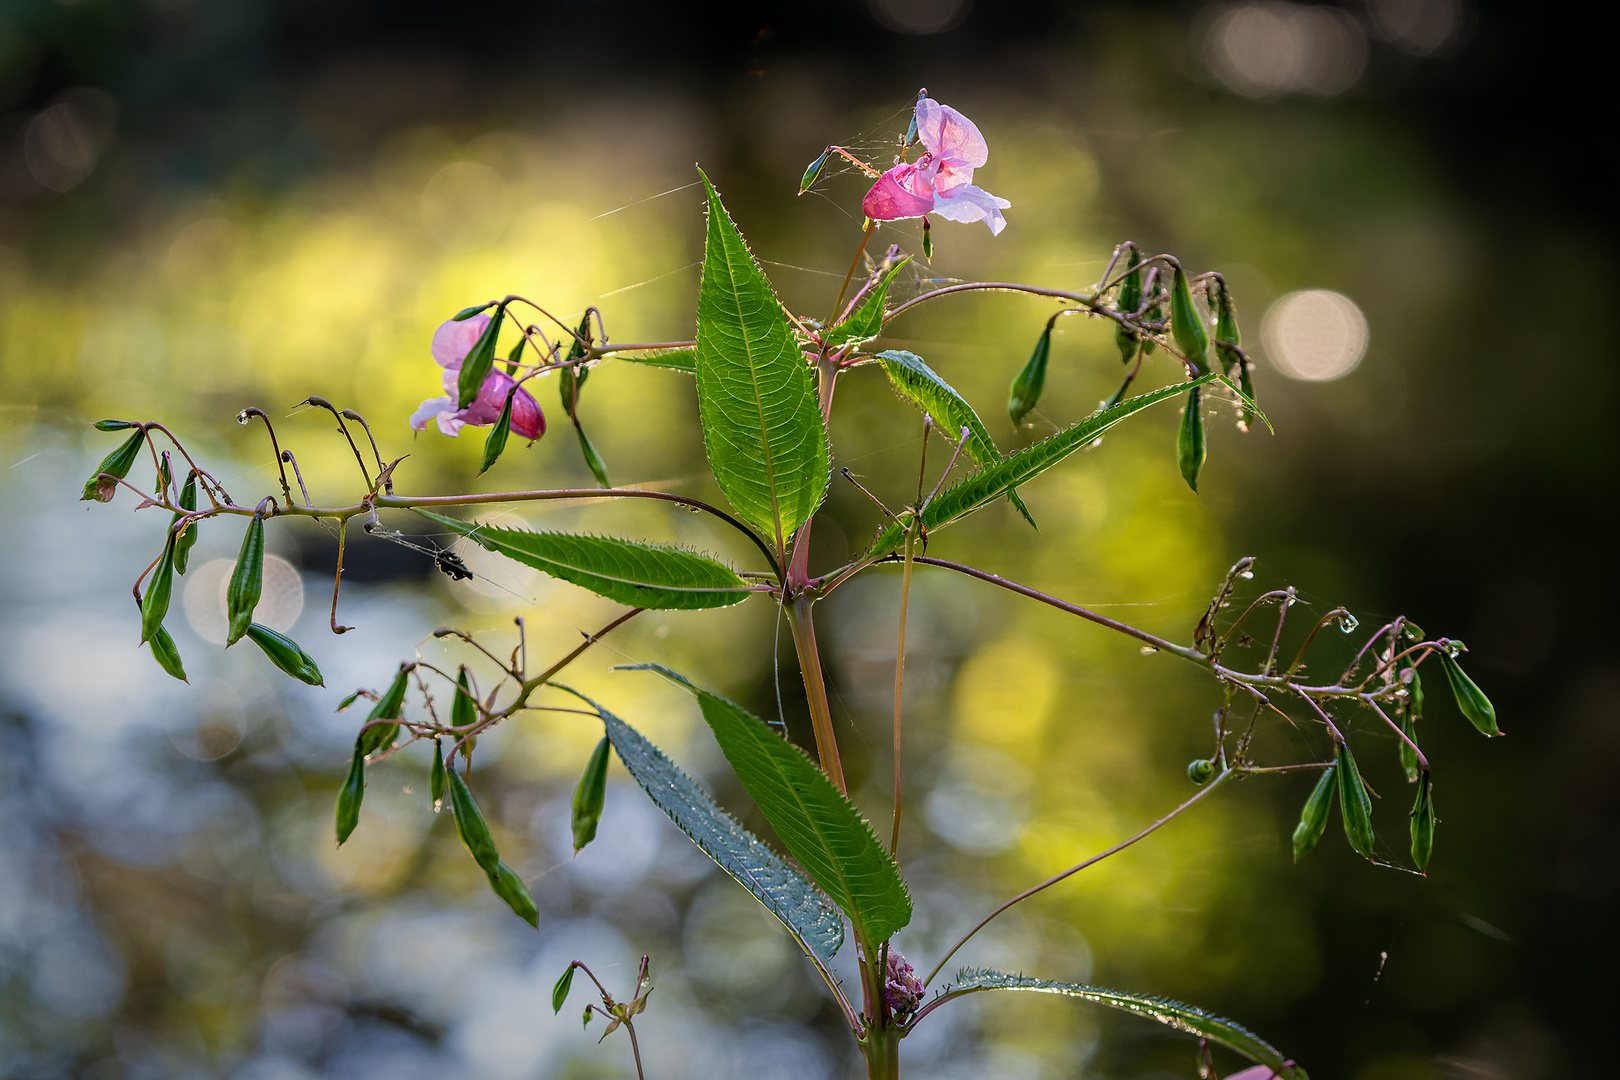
1, 2, 1613, 1079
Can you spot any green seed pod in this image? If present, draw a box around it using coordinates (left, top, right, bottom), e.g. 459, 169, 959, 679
451, 665, 477, 733
1171, 265, 1210, 375
456, 305, 505, 409
1441, 651, 1500, 736
93, 419, 138, 431
140, 535, 177, 645
575, 426, 612, 489
479, 388, 516, 476
1007, 322, 1052, 428
430, 739, 447, 813
244, 623, 325, 686
452, 301, 497, 321
487, 860, 539, 927
225, 512, 265, 646
552, 964, 577, 1013
156, 453, 172, 497
1336, 741, 1377, 859
360, 662, 410, 756
149, 624, 188, 683
799, 147, 830, 194
1212, 277, 1241, 375
1292, 764, 1336, 862
921, 217, 933, 263
1115, 247, 1142, 364
582, 1004, 593, 1030
446, 763, 501, 874
1177, 385, 1207, 492
1141, 296, 1163, 356
1399, 714, 1421, 783
1410, 773, 1435, 871
172, 472, 199, 575
81, 428, 147, 502
572, 736, 612, 853
335, 740, 366, 846
1186, 758, 1215, 785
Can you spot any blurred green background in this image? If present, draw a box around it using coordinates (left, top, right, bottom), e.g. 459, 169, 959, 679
1, 1, 1611, 1078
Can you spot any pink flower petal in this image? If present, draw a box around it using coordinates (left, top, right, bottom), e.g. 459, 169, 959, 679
915, 98, 989, 169
409, 396, 454, 431
431, 314, 490, 370
862, 163, 937, 221
1223, 1067, 1285, 1080
508, 385, 544, 440
931, 182, 1011, 235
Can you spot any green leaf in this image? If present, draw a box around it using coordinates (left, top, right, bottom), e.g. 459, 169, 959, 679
1171, 265, 1209, 374
457, 307, 505, 409
876, 349, 1034, 527
824, 257, 912, 347
417, 510, 754, 610
627, 664, 911, 945
335, 740, 365, 845
694, 171, 830, 553
1292, 765, 1336, 862
81, 428, 146, 502
943, 970, 1306, 1079
1177, 385, 1206, 493
172, 472, 199, 575
430, 739, 447, 812
553, 964, 577, 1014
140, 535, 177, 645
244, 624, 324, 686
225, 513, 264, 646
148, 625, 187, 682
618, 349, 696, 374
572, 736, 612, 853
869, 375, 1219, 556
479, 388, 516, 475
560, 686, 845, 962
360, 663, 410, 756
799, 148, 830, 194
1441, 652, 1499, 736
1410, 773, 1434, 871
1007, 322, 1051, 428
1336, 741, 1376, 859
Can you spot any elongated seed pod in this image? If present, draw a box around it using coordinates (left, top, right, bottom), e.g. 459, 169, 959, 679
456, 306, 505, 409
360, 663, 410, 756
1115, 247, 1142, 364
1292, 764, 1336, 861
479, 388, 515, 475
82, 428, 147, 502
140, 535, 177, 645
244, 623, 324, 685
1171, 265, 1210, 374
446, 764, 501, 874
172, 472, 199, 575
571, 736, 612, 853
335, 740, 366, 845
1336, 741, 1377, 859
552, 964, 576, 1014
149, 624, 187, 682
1410, 773, 1435, 871
487, 860, 540, 928
225, 513, 265, 646
1441, 652, 1500, 736
1007, 321, 1052, 427
430, 739, 447, 813
1178, 385, 1207, 492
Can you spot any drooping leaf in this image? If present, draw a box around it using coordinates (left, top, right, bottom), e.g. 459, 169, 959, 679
571, 736, 612, 853
172, 472, 199, 575
1441, 652, 1499, 737
1292, 765, 1336, 862
360, 662, 410, 756
457, 306, 505, 409
1007, 322, 1051, 428
244, 624, 324, 686
694, 171, 830, 553
627, 664, 911, 945
559, 686, 844, 962
868, 375, 1219, 555
1178, 385, 1207, 493
225, 513, 264, 646
479, 388, 516, 475
618, 349, 696, 374
1336, 741, 1376, 859
1410, 773, 1435, 871
942, 971, 1306, 1079
552, 964, 577, 1014
1171, 265, 1209, 374
140, 535, 177, 645
335, 740, 365, 845
824, 257, 912, 347
148, 624, 187, 682
81, 428, 146, 502
417, 510, 754, 609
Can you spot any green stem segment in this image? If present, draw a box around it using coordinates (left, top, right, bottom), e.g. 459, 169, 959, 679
788, 594, 846, 794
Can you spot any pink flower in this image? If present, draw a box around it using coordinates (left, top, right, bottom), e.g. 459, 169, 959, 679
1224, 1064, 1296, 1079
884, 949, 925, 1015
862, 98, 1011, 235
410, 314, 544, 440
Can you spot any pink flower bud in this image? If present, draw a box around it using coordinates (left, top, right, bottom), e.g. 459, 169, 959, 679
884, 949, 925, 1015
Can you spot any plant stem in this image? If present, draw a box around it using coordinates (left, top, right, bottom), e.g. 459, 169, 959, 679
788, 593, 846, 793
890, 528, 916, 855
859, 1022, 901, 1080
624, 1020, 646, 1080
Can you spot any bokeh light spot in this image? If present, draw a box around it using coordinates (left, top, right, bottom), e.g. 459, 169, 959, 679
1261, 289, 1369, 381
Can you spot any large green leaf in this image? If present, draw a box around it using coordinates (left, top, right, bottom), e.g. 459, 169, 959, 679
694, 172, 830, 553
556, 686, 845, 963
941, 971, 1306, 1079
627, 664, 911, 945
824, 258, 911, 347
868, 373, 1220, 555
417, 511, 752, 610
